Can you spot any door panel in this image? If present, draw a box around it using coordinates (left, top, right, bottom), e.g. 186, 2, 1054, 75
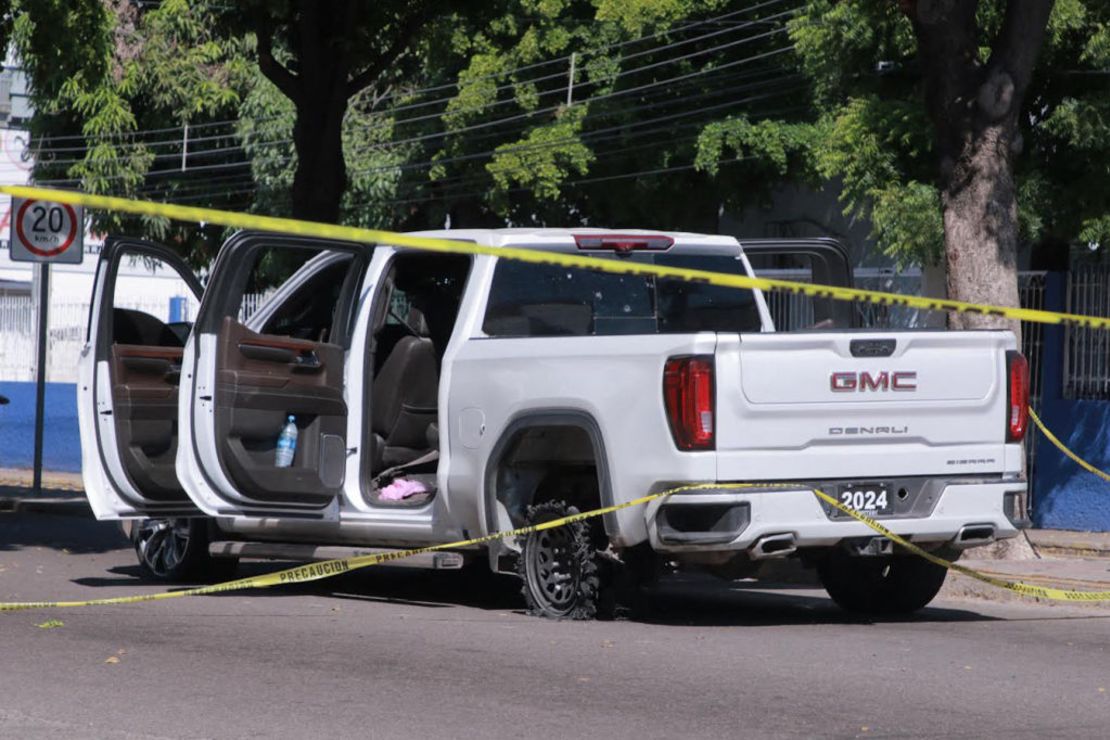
79, 237, 203, 520
110, 344, 185, 499
177, 231, 368, 519
215, 317, 347, 502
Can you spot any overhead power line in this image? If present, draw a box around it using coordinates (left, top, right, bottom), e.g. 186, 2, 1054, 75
26, 0, 799, 150
37, 40, 800, 188
73, 62, 803, 194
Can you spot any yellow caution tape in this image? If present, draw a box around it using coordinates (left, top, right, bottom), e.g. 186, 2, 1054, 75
1030, 408, 1110, 483
0, 491, 661, 612
3, 482, 1109, 611
804, 485, 1110, 603
0, 187, 1105, 610
2, 184, 1109, 331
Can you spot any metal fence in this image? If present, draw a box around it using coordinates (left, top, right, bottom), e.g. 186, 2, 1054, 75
1064, 268, 1110, 400
0, 294, 267, 383
0, 272, 1100, 399
762, 269, 930, 330
1017, 273, 1047, 478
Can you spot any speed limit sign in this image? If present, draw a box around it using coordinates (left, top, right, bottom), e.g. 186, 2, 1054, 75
9, 197, 84, 264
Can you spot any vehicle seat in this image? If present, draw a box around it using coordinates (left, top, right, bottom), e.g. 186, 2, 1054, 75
371, 308, 439, 471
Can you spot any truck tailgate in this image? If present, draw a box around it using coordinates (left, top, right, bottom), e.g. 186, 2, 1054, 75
714, 330, 1021, 480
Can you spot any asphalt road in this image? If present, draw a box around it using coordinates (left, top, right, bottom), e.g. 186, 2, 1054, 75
1, 511, 1107, 740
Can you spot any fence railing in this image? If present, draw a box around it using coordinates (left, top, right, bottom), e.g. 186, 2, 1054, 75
0, 294, 266, 383
0, 272, 1104, 396
1064, 268, 1110, 400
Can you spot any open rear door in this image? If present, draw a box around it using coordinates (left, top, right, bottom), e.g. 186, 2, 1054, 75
78, 237, 204, 519
177, 232, 369, 519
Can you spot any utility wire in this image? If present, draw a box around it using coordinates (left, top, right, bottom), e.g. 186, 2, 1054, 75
149, 72, 807, 199
38, 44, 799, 187
29, 9, 795, 163
27, 0, 799, 149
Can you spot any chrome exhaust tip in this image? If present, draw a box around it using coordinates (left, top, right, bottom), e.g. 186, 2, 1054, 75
749, 533, 797, 560
955, 524, 996, 546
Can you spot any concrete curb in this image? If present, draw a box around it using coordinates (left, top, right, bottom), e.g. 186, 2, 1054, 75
0, 493, 92, 517
940, 556, 1110, 610
1027, 529, 1110, 559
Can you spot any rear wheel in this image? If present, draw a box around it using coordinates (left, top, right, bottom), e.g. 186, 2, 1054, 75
817, 547, 953, 615
517, 501, 602, 620
132, 518, 237, 583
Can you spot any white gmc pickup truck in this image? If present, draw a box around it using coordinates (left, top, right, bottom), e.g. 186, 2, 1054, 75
78, 228, 1030, 618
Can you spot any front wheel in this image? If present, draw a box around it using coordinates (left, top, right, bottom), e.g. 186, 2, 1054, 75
132, 518, 237, 583
817, 547, 953, 615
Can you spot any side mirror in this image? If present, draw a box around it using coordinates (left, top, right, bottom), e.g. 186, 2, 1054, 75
0, 395, 9, 405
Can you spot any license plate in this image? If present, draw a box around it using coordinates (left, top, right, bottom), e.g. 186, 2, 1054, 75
834, 483, 892, 517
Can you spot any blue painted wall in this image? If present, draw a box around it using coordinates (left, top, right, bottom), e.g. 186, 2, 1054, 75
1031, 272, 1110, 531
0, 381, 81, 473
1033, 400, 1110, 530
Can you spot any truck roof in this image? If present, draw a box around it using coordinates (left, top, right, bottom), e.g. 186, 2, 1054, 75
404, 227, 741, 250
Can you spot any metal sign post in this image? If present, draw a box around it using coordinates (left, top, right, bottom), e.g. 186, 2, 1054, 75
8, 196, 84, 495
32, 263, 49, 494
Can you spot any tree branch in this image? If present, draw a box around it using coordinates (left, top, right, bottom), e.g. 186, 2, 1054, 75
907, 0, 981, 160
987, 0, 1056, 96
257, 18, 300, 102
346, 10, 428, 98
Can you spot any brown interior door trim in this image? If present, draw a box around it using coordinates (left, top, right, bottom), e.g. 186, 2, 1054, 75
238, 336, 323, 352
114, 345, 185, 360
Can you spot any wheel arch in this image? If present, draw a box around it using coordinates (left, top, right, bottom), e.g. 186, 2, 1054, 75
482, 409, 617, 542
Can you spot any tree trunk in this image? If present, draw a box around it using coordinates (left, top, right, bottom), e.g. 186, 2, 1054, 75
290, 91, 348, 224
255, 1, 427, 225
941, 123, 1021, 335
288, 2, 352, 224
907, 0, 1057, 344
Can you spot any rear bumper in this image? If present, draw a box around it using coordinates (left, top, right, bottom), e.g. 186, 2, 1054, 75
644, 479, 1027, 554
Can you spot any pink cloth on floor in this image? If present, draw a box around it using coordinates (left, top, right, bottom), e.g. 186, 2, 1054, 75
379, 478, 429, 501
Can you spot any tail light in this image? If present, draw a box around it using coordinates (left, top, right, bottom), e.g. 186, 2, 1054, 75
663, 356, 715, 450
1006, 350, 1029, 442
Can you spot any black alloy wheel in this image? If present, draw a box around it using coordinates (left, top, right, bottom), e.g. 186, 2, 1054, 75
132, 518, 235, 582
517, 501, 601, 620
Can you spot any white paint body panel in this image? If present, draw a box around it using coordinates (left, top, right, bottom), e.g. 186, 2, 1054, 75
81, 227, 1024, 557
79, 244, 201, 520
643, 481, 1024, 552
714, 331, 1020, 481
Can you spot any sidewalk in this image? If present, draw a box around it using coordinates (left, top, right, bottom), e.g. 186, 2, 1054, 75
1025, 529, 1110, 559
0, 468, 89, 515
938, 530, 1110, 609
940, 555, 1110, 609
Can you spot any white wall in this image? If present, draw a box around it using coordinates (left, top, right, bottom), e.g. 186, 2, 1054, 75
0, 128, 201, 382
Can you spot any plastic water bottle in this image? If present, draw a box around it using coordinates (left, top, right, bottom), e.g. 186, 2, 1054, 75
275, 415, 297, 468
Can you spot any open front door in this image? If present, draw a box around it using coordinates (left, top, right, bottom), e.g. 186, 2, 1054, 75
78, 237, 204, 519
177, 232, 369, 519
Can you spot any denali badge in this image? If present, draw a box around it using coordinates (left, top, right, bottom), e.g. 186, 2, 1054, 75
829, 426, 909, 436
830, 371, 917, 392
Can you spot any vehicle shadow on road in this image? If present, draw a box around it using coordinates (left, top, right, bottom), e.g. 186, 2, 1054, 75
634, 577, 999, 627
73, 561, 526, 612
0, 511, 126, 555
62, 554, 1109, 627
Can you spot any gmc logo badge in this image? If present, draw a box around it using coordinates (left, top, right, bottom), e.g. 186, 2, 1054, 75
830, 371, 917, 392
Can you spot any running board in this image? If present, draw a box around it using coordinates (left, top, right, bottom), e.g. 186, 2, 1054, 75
208, 541, 467, 570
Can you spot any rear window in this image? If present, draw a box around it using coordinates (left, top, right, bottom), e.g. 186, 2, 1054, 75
482, 253, 762, 337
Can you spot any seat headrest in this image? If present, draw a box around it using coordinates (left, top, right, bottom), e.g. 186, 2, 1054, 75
407, 307, 430, 337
